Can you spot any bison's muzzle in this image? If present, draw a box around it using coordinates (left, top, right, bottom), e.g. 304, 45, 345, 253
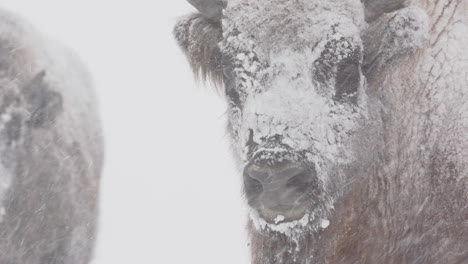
243, 157, 318, 223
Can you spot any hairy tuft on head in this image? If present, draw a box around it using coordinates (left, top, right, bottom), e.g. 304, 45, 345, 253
361, 0, 407, 22
173, 13, 224, 90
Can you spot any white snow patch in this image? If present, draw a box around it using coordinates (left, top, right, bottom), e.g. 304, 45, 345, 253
274, 215, 285, 224
320, 219, 330, 229
0, 207, 5, 223
250, 209, 311, 237
0, 163, 12, 223
1, 113, 11, 123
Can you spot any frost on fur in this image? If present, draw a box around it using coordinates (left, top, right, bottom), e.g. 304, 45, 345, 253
175, 0, 468, 263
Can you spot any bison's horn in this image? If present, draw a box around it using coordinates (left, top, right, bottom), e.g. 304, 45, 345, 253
187, 0, 227, 21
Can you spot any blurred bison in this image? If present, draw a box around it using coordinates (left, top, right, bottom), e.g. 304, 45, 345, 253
0, 9, 103, 264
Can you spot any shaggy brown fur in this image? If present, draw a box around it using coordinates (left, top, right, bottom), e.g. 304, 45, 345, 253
174, 13, 224, 88
0, 9, 103, 264
175, 0, 468, 263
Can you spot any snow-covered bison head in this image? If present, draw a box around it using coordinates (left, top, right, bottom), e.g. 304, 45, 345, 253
175, 0, 385, 231
175, 1, 468, 263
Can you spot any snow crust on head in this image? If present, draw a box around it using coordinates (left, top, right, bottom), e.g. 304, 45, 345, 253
220, 0, 369, 228
220, 15, 367, 167
224, 0, 365, 58
221, 0, 367, 162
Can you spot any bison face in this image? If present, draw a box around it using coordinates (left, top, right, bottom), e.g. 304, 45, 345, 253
175, 0, 369, 231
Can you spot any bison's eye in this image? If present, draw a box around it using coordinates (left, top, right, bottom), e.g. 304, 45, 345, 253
223, 66, 242, 107
334, 49, 362, 104
335, 62, 360, 103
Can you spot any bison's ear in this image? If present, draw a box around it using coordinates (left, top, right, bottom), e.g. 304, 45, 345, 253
361, 0, 406, 22
362, 7, 429, 86
173, 13, 224, 88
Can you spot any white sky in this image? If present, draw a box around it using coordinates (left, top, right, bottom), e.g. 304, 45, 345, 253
0, 1, 249, 263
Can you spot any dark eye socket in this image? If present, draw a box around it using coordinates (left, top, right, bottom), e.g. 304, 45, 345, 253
222, 65, 242, 107
334, 48, 362, 104
226, 86, 241, 106
335, 62, 360, 103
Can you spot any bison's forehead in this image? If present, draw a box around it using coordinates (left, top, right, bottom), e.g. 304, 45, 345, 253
223, 0, 365, 57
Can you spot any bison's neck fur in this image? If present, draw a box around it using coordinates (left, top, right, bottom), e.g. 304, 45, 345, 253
248, 1, 468, 263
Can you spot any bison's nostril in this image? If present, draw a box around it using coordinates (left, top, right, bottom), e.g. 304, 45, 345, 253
245, 175, 263, 193
244, 174, 263, 203
286, 170, 311, 190
247, 167, 270, 183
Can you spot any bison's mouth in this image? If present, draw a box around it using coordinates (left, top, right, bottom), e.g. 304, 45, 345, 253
256, 204, 310, 224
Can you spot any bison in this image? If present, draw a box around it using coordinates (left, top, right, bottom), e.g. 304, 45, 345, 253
174, 0, 468, 263
0, 9, 103, 264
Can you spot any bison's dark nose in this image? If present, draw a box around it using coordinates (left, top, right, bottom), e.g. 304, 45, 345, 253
243, 161, 315, 217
